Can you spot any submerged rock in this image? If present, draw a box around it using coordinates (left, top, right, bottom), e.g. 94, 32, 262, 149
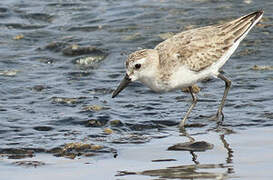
52, 97, 77, 104
238, 48, 257, 56
251, 65, 273, 71
33, 126, 53, 131
125, 122, 159, 131
88, 88, 113, 95
112, 134, 151, 144
86, 119, 107, 127
13, 160, 45, 167
168, 141, 214, 152
1, 151, 33, 159
73, 55, 106, 66
45, 41, 67, 52
67, 71, 91, 78
62, 44, 106, 56
103, 128, 113, 135
37, 57, 55, 64
0, 143, 115, 160
0, 70, 19, 76
0, 7, 9, 18
0, 107, 7, 112
63, 142, 103, 151
81, 105, 105, 112
32, 85, 46, 92
25, 13, 54, 23
0, 148, 44, 159
73, 55, 107, 66
51, 97, 84, 105
48, 142, 107, 159
110, 120, 123, 127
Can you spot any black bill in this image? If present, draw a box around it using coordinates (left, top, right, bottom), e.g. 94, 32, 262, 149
112, 74, 131, 98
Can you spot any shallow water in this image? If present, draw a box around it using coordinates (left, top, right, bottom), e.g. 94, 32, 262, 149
0, 0, 272, 179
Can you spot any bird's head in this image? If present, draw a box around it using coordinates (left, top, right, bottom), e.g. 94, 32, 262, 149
112, 49, 159, 98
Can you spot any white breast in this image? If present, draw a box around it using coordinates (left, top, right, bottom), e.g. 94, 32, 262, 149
169, 66, 204, 90
139, 76, 169, 92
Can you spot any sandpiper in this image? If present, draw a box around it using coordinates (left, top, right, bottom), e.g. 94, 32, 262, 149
112, 10, 264, 128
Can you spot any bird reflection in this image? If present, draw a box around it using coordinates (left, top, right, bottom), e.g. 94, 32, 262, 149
219, 129, 235, 174
190, 151, 199, 164
179, 127, 234, 173
117, 126, 235, 179
179, 128, 200, 164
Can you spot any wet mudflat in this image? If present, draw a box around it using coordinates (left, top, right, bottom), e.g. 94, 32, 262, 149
0, 0, 272, 179
2, 127, 273, 180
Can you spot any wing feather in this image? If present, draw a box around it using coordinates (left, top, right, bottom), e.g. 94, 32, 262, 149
155, 10, 263, 72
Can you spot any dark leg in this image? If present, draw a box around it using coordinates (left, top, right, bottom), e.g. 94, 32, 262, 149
179, 86, 197, 128
215, 73, 231, 124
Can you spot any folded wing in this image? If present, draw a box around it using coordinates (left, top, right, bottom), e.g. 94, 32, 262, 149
155, 10, 263, 72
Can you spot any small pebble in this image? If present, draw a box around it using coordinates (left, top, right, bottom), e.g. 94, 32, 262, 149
103, 128, 113, 135
110, 120, 123, 127
13, 34, 24, 40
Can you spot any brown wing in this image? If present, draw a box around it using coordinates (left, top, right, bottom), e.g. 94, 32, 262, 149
155, 10, 263, 72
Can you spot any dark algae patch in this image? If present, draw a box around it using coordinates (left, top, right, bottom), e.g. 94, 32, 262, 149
48, 142, 111, 159
0, 148, 35, 159
33, 126, 53, 131
168, 141, 214, 152
0, 143, 116, 160
12, 161, 46, 168
152, 159, 177, 162
62, 45, 106, 56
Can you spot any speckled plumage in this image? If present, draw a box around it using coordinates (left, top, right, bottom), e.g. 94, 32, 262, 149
155, 10, 261, 73
112, 10, 263, 127
122, 11, 263, 92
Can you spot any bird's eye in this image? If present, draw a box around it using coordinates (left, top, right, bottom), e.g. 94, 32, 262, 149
134, 64, 141, 69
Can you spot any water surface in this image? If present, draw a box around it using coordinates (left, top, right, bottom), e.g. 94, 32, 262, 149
0, 0, 272, 179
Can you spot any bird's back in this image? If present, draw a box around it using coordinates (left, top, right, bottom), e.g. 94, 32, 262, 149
155, 10, 264, 73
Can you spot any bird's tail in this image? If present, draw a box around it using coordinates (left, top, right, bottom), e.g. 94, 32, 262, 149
220, 10, 264, 43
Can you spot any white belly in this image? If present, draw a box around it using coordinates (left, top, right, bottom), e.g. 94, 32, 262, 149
169, 39, 241, 90
169, 66, 208, 90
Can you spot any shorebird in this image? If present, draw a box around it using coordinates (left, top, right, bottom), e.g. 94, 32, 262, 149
112, 10, 264, 128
